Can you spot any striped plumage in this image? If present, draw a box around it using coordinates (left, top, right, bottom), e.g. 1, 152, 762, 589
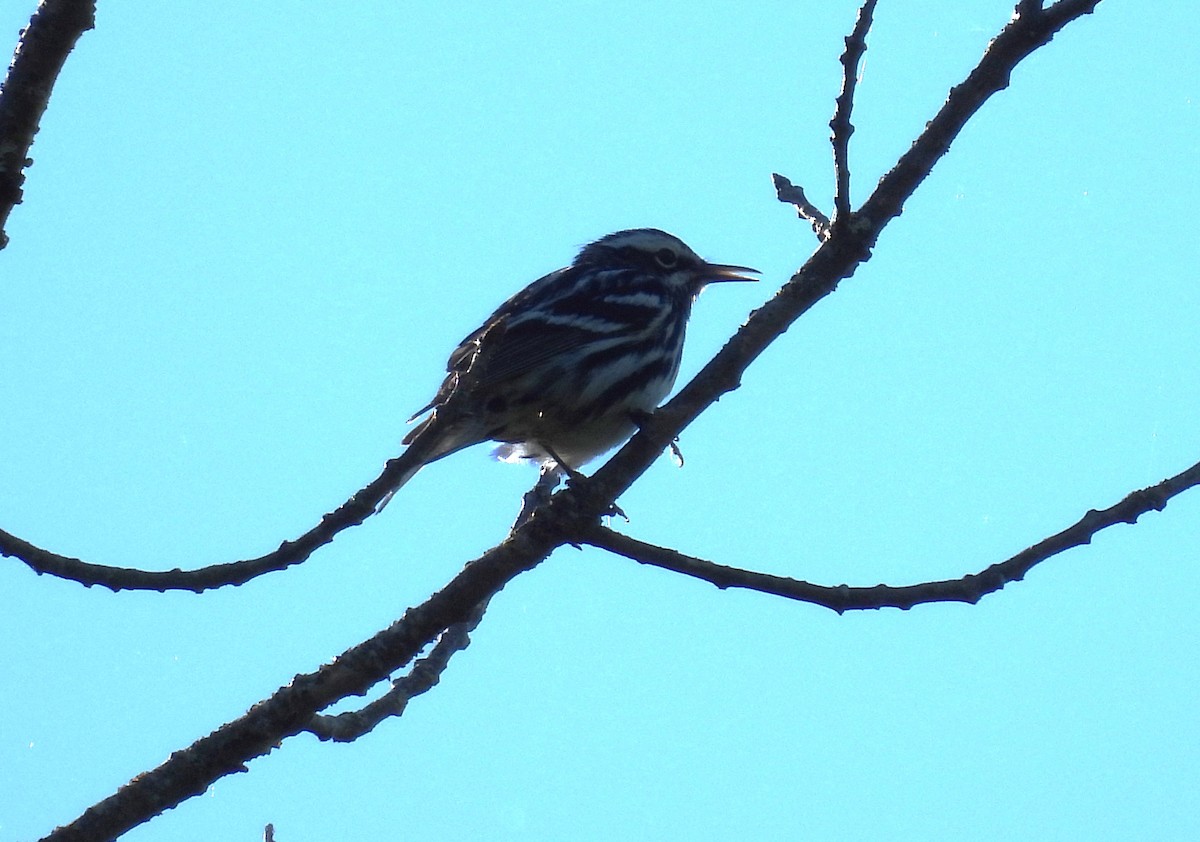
378, 229, 756, 509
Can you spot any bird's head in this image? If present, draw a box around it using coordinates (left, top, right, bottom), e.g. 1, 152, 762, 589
575, 228, 758, 294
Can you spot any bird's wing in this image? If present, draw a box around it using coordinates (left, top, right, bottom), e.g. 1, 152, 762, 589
408, 263, 613, 425
467, 319, 596, 388
441, 265, 609, 388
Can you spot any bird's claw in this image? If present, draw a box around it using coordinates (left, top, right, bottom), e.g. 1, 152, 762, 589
560, 464, 588, 485
668, 438, 684, 468
603, 502, 629, 521
628, 409, 684, 467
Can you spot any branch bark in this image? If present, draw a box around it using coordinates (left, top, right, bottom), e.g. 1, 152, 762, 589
0, 0, 1107, 596
23, 2, 1151, 840
582, 456, 1200, 611
39, 514, 572, 842
306, 598, 489, 742
831, 0, 877, 222
0, 0, 94, 248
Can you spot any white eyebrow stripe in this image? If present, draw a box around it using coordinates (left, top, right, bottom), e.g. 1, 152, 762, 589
600, 291, 664, 308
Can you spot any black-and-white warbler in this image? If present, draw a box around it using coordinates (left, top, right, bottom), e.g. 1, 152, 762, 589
378, 228, 756, 509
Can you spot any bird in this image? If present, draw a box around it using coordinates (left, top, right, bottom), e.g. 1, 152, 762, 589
376, 228, 757, 511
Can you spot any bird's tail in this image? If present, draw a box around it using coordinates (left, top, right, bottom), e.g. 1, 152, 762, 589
374, 407, 482, 513
373, 447, 431, 513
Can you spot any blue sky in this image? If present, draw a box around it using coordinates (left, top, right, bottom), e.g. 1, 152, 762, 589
3, 1, 1198, 839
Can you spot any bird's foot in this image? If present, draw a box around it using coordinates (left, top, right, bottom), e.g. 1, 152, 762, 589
542, 444, 586, 485
512, 466, 563, 530
603, 501, 628, 521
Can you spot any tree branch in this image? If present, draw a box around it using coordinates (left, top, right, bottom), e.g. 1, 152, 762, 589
831, 0, 877, 223
772, 172, 831, 242
35, 1, 1114, 837
306, 598, 489, 742
583, 457, 1200, 612
580, 0, 1102, 519
1, 0, 456, 592
858, 0, 1101, 229
0, 0, 95, 249
1, 444, 443, 592
39, 509, 581, 842
0, 0, 1104, 597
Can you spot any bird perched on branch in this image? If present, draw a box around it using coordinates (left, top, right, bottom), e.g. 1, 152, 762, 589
377, 228, 756, 510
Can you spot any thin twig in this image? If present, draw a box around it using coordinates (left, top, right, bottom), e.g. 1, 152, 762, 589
831, 0, 877, 223
0, 424, 455, 592
772, 172, 831, 242
583, 457, 1200, 612
307, 599, 489, 742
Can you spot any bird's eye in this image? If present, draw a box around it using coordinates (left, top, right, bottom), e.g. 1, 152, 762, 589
654, 248, 678, 268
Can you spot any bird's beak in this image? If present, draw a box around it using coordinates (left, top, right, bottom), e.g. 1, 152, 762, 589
704, 262, 760, 284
